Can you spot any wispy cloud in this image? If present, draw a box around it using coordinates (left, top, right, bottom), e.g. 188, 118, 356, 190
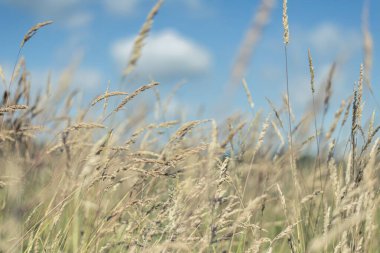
65, 11, 93, 29
180, 0, 203, 10
252, 22, 361, 112
289, 23, 361, 109
102, 0, 210, 17
111, 29, 211, 82
307, 23, 361, 58
1, 0, 84, 16
102, 0, 139, 16
0, 0, 93, 29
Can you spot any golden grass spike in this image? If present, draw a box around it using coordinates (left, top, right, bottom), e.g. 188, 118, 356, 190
351, 84, 359, 176
242, 79, 255, 110
230, 0, 274, 86
249, 238, 272, 253
11, 57, 25, 84
266, 97, 284, 129
0, 65, 6, 84
271, 221, 300, 244
328, 158, 339, 201
323, 206, 331, 250
103, 80, 110, 113
115, 81, 159, 112
352, 84, 358, 134
91, 91, 128, 106
282, 0, 289, 44
171, 120, 205, 141
153, 120, 179, 129
368, 110, 375, 135
323, 62, 336, 114
326, 100, 346, 140
308, 213, 366, 252
46, 140, 81, 154
341, 95, 353, 128
220, 122, 246, 149
233, 195, 267, 229
275, 184, 288, 219
122, 0, 163, 78
357, 64, 364, 124
300, 190, 323, 204
362, 2, 373, 85
64, 122, 105, 133
20, 20, 53, 48
271, 120, 284, 147
282, 94, 294, 121
0, 104, 28, 113
251, 114, 270, 158
308, 49, 315, 93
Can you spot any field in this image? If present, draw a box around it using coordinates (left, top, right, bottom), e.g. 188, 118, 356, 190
0, 1, 379, 252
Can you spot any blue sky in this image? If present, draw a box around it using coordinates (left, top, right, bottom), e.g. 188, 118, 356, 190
0, 0, 379, 122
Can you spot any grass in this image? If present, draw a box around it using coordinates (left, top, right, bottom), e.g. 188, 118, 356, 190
0, 0, 379, 252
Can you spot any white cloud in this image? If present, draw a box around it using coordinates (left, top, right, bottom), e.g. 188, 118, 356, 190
72, 68, 103, 89
306, 23, 361, 58
1, 0, 83, 16
103, 0, 139, 16
102, 0, 209, 16
65, 12, 93, 29
180, 0, 203, 10
111, 29, 211, 81
0, 0, 94, 29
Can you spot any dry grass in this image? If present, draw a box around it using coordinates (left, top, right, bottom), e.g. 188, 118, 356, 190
20, 20, 53, 48
0, 2, 379, 253
122, 0, 163, 78
230, 0, 274, 87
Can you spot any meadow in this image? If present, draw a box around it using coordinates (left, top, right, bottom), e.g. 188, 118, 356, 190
0, 0, 379, 252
